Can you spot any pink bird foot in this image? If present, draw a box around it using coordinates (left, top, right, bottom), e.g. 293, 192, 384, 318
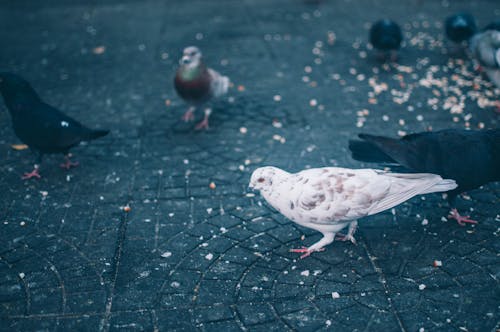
60, 155, 79, 170
290, 246, 325, 259
195, 108, 212, 130
182, 108, 195, 122
448, 208, 477, 226
22, 166, 41, 180
195, 118, 209, 130
335, 220, 358, 245
336, 233, 357, 245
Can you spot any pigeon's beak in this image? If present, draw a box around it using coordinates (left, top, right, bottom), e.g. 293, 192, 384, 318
180, 56, 190, 65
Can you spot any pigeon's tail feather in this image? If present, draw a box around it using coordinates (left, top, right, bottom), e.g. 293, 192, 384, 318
348, 139, 395, 163
349, 134, 403, 163
357, 133, 418, 165
420, 178, 458, 194
367, 173, 457, 216
208, 68, 229, 98
485, 68, 500, 89
214, 75, 229, 97
83, 129, 110, 141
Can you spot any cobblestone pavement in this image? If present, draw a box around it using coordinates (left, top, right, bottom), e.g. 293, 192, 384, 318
0, 0, 499, 331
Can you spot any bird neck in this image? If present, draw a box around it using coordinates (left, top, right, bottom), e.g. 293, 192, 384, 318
179, 64, 205, 81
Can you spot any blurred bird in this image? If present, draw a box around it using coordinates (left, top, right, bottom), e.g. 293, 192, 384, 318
174, 46, 230, 130
249, 166, 457, 258
349, 129, 500, 225
469, 29, 500, 90
445, 12, 477, 44
369, 19, 403, 61
0, 72, 109, 179
482, 19, 500, 32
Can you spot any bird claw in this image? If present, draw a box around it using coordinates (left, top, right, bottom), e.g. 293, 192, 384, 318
290, 246, 324, 259
60, 160, 79, 170
182, 109, 195, 122
195, 118, 209, 130
289, 246, 309, 253
448, 209, 478, 226
336, 233, 357, 245
22, 168, 41, 180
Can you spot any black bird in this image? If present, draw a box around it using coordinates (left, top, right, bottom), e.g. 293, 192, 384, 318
445, 12, 477, 44
349, 129, 500, 225
369, 19, 403, 61
0, 72, 109, 179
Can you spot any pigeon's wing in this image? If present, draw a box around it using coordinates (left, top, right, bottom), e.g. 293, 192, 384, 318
292, 168, 389, 222
358, 130, 498, 191
208, 68, 229, 98
294, 168, 447, 222
21, 103, 90, 150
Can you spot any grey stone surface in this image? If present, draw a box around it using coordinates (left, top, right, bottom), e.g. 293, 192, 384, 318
0, 0, 499, 331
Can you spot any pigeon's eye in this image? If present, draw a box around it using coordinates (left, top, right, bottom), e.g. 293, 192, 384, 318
257, 178, 265, 183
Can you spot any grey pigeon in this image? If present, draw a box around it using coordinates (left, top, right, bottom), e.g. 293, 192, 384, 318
174, 46, 229, 130
470, 29, 500, 90
249, 166, 457, 258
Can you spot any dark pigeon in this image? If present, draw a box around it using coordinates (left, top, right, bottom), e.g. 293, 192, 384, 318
348, 129, 500, 225
174, 46, 229, 130
369, 19, 403, 61
0, 72, 109, 179
445, 12, 477, 43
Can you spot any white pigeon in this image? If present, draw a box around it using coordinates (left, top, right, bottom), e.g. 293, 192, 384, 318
249, 166, 457, 258
469, 30, 500, 89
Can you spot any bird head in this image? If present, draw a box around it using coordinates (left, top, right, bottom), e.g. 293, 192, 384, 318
249, 166, 283, 191
179, 46, 202, 68
0, 72, 38, 102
